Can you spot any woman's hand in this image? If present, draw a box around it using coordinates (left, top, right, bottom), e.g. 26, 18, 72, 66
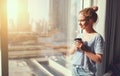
74, 40, 83, 48
75, 40, 87, 52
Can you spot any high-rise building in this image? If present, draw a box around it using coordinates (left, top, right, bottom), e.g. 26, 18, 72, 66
49, 0, 68, 31
49, 0, 68, 41
16, 0, 31, 32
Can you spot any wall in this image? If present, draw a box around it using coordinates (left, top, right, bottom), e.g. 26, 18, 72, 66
96, 0, 106, 39
96, 0, 106, 76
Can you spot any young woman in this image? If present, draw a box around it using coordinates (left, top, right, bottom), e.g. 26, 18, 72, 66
69, 6, 104, 76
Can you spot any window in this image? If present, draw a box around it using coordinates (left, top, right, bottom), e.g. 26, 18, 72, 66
7, 0, 70, 76
1, 0, 99, 76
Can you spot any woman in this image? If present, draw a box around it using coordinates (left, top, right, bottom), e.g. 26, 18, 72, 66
69, 6, 104, 76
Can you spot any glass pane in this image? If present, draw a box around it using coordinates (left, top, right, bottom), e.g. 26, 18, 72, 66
7, 0, 96, 76
7, 0, 70, 76
84, 0, 98, 8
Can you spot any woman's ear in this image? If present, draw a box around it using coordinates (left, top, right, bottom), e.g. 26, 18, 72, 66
88, 19, 94, 25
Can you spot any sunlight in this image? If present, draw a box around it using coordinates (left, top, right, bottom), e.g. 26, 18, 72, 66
7, 0, 49, 32
28, 0, 49, 21
7, 0, 49, 22
7, 0, 18, 20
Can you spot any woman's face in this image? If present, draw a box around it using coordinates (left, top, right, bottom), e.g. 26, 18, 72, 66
78, 13, 89, 29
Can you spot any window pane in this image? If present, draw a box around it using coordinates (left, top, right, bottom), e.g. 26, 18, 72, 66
7, 0, 69, 76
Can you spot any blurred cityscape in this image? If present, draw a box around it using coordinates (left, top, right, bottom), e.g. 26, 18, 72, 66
7, 0, 71, 76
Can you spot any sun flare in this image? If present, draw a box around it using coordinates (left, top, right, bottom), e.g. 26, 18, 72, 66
7, 0, 49, 31
7, 0, 18, 19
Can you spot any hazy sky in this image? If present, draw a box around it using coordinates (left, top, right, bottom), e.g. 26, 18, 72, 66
7, 0, 49, 21
28, 0, 49, 21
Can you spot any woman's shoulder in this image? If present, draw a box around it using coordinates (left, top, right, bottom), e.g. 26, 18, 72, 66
95, 33, 104, 41
95, 33, 103, 38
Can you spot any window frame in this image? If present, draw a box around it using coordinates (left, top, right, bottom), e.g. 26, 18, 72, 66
0, 0, 8, 76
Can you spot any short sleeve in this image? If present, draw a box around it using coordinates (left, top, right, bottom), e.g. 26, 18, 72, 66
94, 34, 104, 54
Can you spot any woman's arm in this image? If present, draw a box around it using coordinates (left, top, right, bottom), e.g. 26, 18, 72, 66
84, 50, 103, 63
78, 42, 103, 63
68, 45, 77, 55
68, 39, 83, 55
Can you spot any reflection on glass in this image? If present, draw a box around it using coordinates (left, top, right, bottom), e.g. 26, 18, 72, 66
7, 0, 69, 76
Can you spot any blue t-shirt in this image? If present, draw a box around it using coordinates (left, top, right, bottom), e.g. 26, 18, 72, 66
72, 33, 104, 73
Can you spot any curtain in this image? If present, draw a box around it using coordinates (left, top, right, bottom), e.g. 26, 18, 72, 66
105, 0, 120, 72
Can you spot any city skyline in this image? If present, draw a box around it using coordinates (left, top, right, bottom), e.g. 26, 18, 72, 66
7, 0, 49, 25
